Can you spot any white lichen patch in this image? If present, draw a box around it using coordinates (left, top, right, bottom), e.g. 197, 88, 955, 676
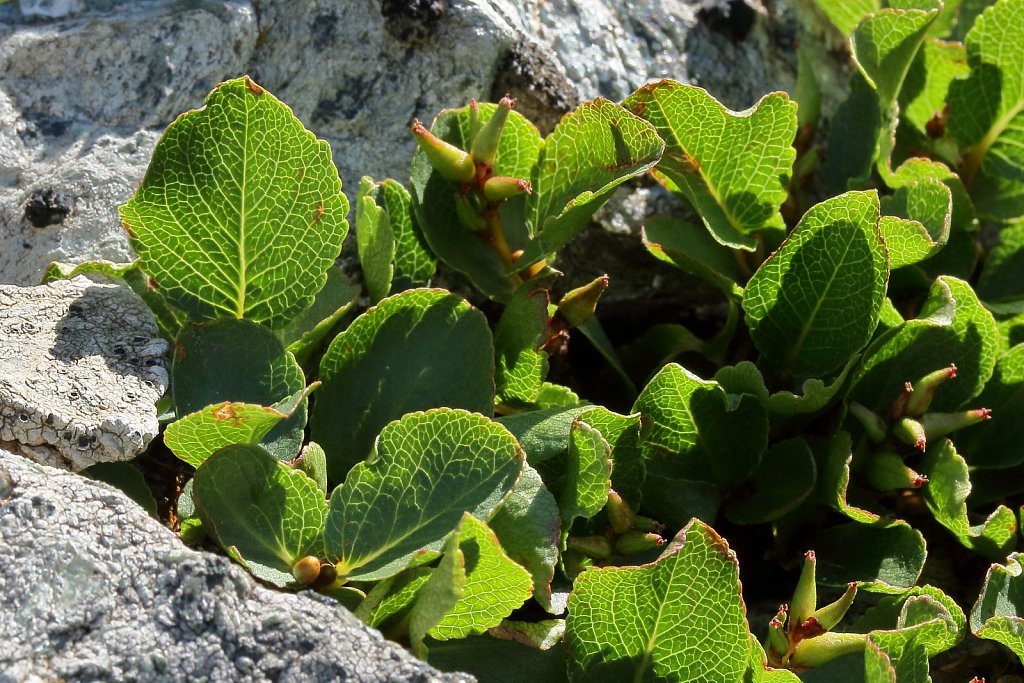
0, 275, 168, 470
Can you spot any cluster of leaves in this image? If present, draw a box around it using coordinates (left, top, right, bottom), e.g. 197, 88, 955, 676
48, 0, 1024, 678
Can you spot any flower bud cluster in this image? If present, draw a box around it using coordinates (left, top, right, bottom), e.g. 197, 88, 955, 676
850, 364, 990, 491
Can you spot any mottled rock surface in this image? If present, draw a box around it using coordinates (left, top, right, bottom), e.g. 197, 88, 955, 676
0, 275, 167, 471
0, 0, 845, 288
0, 448, 471, 682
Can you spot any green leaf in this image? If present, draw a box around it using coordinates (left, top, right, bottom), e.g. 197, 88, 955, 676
496, 405, 593, 465
879, 178, 952, 266
489, 463, 561, 612
854, 585, 966, 652
566, 519, 750, 681
410, 102, 541, 301
815, 0, 880, 35
431, 514, 533, 640
311, 289, 495, 483
172, 318, 307, 460
85, 462, 157, 517
851, 275, 999, 411
356, 566, 433, 629
119, 77, 348, 327
410, 525, 465, 658
516, 98, 664, 266
853, 6, 941, 111
971, 552, 1024, 663
193, 444, 326, 587
816, 433, 927, 592
324, 409, 523, 581
743, 190, 888, 376
579, 407, 645, 508
494, 274, 555, 407
356, 176, 396, 303
277, 266, 359, 364
376, 178, 435, 290
642, 217, 745, 295
724, 439, 816, 525
296, 441, 328, 496
978, 220, 1024, 311
429, 632, 570, 683
558, 421, 612, 528
889, 157, 977, 233
632, 363, 768, 488
822, 73, 883, 194
901, 39, 971, 139
164, 386, 315, 468
949, 0, 1024, 220
852, 4, 941, 178
959, 344, 1024, 467
766, 355, 861, 416
624, 81, 796, 250
920, 439, 1017, 559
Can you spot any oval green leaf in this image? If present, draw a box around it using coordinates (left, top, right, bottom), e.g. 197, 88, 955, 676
119, 77, 349, 327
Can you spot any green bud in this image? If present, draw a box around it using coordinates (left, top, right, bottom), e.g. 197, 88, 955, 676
615, 530, 666, 555
921, 409, 991, 440
632, 515, 666, 534
906, 365, 957, 417
468, 99, 481, 142
808, 582, 857, 631
893, 416, 927, 452
849, 402, 887, 443
470, 95, 514, 167
605, 489, 635, 534
557, 275, 610, 329
790, 551, 817, 628
454, 192, 488, 232
566, 535, 613, 560
411, 120, 476, 183
788, 631, 868, 667
867, 449, 927, 491
482, 175, 532, 202
765, 605, 790, 660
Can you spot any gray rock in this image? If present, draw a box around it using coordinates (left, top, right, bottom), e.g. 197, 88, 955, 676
0, 0, 847, 289
0, 275, 167, 471
0, 448, 471, 682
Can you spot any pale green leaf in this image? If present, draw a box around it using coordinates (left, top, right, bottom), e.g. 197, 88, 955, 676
948, 0, 1024, 220
376, 178, 435, 290
566, 519, 750, 681
901, 39, 970, 137
278, 265, 359, 363
642, 216, 745, 295
494, 273, 555, 407
624, 81, 796, 250
920, 439, 1017, 559
119, 77, 349, 327
517, 98, 664, 266
971, 552, 1024, 663
431, 514, 533, 640
410, 526, 465, 658
558, 421, 612, 528
325, 409, 523, 581
356, 176, 396, 303
165, 385, 315, 468
815, 0, 880, 35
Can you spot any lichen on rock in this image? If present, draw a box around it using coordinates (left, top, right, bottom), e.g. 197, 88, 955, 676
0, 275, 168, 470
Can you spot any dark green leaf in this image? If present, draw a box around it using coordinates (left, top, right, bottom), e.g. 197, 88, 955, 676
193, 444, 326, 587
725, 438, 816, 525
172, 318, 307, 460
743, 190, 888, 376
312, 289, 494, 482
